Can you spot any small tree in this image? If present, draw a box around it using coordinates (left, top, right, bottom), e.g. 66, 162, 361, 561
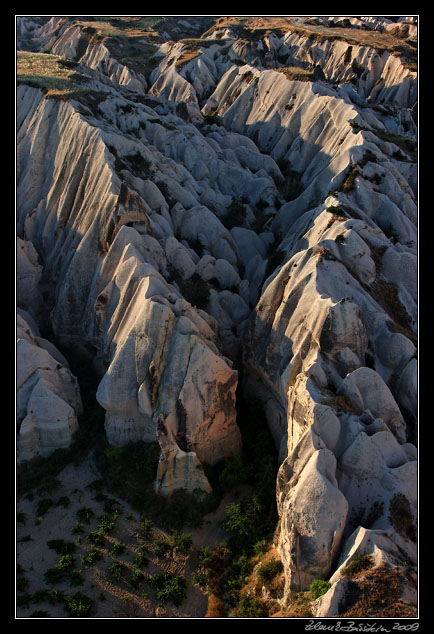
310, 579, 331, 600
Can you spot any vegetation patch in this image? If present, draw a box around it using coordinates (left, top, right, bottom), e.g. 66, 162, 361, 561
65, 591, 94, 617
147, 571, 187, 606
310, 578, 331, 600
336, 563, 416, 617
17, 51, 93, 100
277, 66, 315, 82
342, 554, 375, 578
256, 557, 283, 584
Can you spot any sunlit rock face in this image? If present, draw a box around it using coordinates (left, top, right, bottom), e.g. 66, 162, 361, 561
16, 311, 82, 462
17, 15, 417, 605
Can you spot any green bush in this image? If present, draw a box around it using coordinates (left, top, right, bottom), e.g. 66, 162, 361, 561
171, 530, 192, 551
129, 569, 145, 588
218, 454, 251, 491
153, 537, 172, 558
232, 592, 268, 617
256, 558, 283, 583
342, 554, 374, 577
310, 579, 331, 600
97, 514, 115, 533
147, 571, 187, 606
110, 541, 126, 556
76, 507, 95, 524
133, 551, 149, 569
57, 554, 74, 570
85, 530, 105, 545
139, 518, 153, 535
81, 548, 103, 568
65, 592, 94, 617
47, 589, 66, 605
108, 561, 125, 581
68, 569, 84, 586
223, 494, 264, 553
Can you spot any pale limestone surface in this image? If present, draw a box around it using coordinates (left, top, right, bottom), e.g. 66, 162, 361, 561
16, 313, 82, 462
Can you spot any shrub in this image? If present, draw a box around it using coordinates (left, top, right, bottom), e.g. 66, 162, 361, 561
171, 530, 192, 551
47, 589, 66, 605
85, 530, 104, 545
81, 548, 103, 567
76, 507, 95, 524
257, 558, 283, 583
139, 518, 153, 535
57, 554, 74, 570
110, 541, 126, 556
133, 552, 149, 569
232, 592, 269, 617
310, 579, 331, 600
218, 454, 251, 491
341, 164, 359, 192
153, 537, 172, 558
342, 554, 374, 578
68, 569, 84, 586
97, 514, 115, 533
109, 561, 125, 581
72, 523, 84, 534
129, 569, 145, 589
147, 571, 187, 606
65, 592, 94, 617
205, 593, 225, 617
193, 571, 210, 588
223, 495, 268, 555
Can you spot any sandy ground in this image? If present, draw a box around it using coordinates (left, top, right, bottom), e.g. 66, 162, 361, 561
16, 454, 234, 619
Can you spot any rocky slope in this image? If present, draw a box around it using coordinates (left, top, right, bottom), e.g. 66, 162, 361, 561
16, 16, 417, 617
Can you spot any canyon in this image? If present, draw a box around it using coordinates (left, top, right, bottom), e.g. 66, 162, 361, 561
16, 16, 418, 619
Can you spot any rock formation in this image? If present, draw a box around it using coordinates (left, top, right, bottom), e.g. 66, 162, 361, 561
16, 16, 417, 614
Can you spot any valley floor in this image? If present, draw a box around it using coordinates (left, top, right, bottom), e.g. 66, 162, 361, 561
16, 455, 237, 618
